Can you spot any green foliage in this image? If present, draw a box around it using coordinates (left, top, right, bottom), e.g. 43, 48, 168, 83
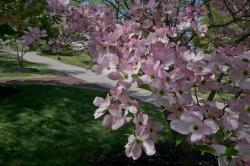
175, 133, 184, 146
224, 147, 239, 157
40, 51, 92, 68
197, 0, 250, 47
139, 84, 151, 91
0, 84, 169, 165
0, 0, 47, 39
0, 52, 57, 79
193, 37, 214, 53
192, 145, 216, 154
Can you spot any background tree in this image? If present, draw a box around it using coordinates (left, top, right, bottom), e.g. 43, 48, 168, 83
0, 0, 47, 71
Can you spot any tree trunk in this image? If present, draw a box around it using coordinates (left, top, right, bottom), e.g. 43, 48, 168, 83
16, 45, 22, 72
16, 45, 25, 71
56, 48, 60, 60
18, 57, 23, 71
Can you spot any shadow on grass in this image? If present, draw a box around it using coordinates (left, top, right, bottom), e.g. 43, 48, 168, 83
39, 50, 92, 69
0, 84, 169, 165
0, 52, 57, 77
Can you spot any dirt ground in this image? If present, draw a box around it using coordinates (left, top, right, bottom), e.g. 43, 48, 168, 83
0, 75, 108, 91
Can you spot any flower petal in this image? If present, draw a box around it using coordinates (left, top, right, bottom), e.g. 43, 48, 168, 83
94, 107, 106, 119
170, 120, 192, 135
190, 132, 203, 142
111, 118, 125, 130
93, 97, 105, 106
142, 139, 156, 156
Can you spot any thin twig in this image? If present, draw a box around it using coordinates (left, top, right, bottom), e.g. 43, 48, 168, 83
194, 83, 200, 106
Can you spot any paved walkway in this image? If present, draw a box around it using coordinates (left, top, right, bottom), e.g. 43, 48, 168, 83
2, 49, 224, 108
4, 50, 154, 104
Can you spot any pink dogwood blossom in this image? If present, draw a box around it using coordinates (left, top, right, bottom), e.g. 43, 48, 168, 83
43, 0, 250, 164
125, 128, 156, 160
170, 111, 218, 142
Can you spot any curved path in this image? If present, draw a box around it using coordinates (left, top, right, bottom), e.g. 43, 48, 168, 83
22, 51, 155, 104
1, 50, 224, 108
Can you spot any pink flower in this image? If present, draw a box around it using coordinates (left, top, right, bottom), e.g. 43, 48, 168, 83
134, 112, 149, 127
212, 144, 226, 155
94, 53, 118, 75
197, 25, 208, 37
140, 59, 162, 85
188, 60, 216, 76
235, 143, 250, 163
181, 50, 204, 62
125, 128, 156, 160
229, 58, 250, 90
150, 42, 175, 66
20, 27, 47, 47
170, 111, 218, 142
146, 28, 170, 45
198, 78, 219, 92
177, 20, 191, 30
93, 96, 111, 119
222, 108, 240, 130
102, 104, 132, 130
146, 120, 163, 142
166, 102, 186, 120
200, 100, 224, 119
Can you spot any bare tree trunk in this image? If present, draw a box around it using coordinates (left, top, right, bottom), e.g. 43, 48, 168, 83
18, 57, 23, 71
16, 44, 26, 71
20, 46, 25, 71
16, 44, 22, 72
56, 48, 60, 60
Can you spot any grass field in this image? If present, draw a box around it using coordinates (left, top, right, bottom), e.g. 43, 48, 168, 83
41, 52, 92, 69
0, 52, 57, 79
0, 84, 170, 165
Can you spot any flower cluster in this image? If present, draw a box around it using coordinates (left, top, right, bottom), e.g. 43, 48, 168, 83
89, 1, 250, 163
45, 0, 250, 164
20, 27, 47, 48
47, 0, 70, 16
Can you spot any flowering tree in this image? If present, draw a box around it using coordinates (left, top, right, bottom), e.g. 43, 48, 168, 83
46, 0, 90, 59
45, 0, 250, 165
15, 27, 47, 70
0, 0, 47, 71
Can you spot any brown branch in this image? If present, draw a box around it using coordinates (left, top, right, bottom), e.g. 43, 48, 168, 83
104, 0, 131, 19
223, 0, 236, 18
236, 31, 250, 44
123, 0, 129, 10
234, 1, 250, 15
207, 73, 224, 101
208, 15, 247, 28
205, 0, 214, 25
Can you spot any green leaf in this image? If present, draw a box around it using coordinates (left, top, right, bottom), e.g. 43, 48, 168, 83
192, 145, 215, 154
175, 134, 184, 146
224, 147, 239, 157
138, 84, 151, 91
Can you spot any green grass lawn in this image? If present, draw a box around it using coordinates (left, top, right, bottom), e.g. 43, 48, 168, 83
0, 52, 57, 79
41, 52, 92, 69
0, 84, 170, 165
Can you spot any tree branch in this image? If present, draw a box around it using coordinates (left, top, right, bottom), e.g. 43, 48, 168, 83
236, 31, 250, 44
207, 73, 224, 101
204, 0, 214, 25
104, 0, 131, 19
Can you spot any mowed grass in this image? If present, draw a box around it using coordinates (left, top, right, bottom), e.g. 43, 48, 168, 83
0, 84, 170, 165
0, 52, 57, 79
41, 52, 92, 69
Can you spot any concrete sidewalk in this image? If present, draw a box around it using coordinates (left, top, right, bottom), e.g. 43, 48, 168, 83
2, 50, 223, 108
